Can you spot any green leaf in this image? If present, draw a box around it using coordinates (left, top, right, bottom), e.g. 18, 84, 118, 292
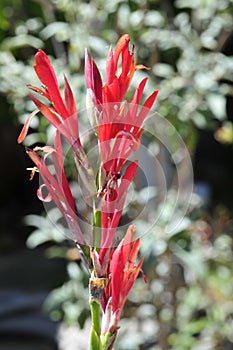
1, 34, 43, 50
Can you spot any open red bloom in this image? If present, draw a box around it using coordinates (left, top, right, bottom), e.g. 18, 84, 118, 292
18, 50, 94, 197
111, 225, 145, 314
100, 162, 137, 243
18, 50, 80, 148
101, 225, 145, 335
91, 161, 138, 278
85, 34, 150, 105
85, 34, 159, 177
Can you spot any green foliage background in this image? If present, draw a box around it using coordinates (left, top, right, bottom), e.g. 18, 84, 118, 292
0, 1, 233, 349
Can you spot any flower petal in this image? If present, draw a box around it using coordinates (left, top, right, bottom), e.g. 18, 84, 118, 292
131, 77, 148, 106
64, 74, 77, 117
85, 49, 103, 104
37, 184, 52, 202
29, 94, 62, 127
17, 109, 40, 144
34, 50, 68, 118
113, 34, 130, 70
143, 89, 159, 110
105, 46, 115, 85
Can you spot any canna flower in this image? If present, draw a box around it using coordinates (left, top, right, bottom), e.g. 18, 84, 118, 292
18, 50, 79, 145
101, 225, 146, 336
85, 34, 148, 105
100, 162, 138, 247
91, 161, 138, 278
17, 50, 90, 176
85, 35, 159, 260
85, 34, 159, 178
25, 131, 85, 245
17, 49, 97, 247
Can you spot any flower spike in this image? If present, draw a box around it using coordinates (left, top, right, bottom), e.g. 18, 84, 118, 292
19, 34, 158, 350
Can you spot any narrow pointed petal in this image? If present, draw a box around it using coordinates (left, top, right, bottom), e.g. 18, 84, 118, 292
84, 49, 92, 89
143, 89, 159, 110
52, 131, 76, 213
17, 109, 40, 143
27, 84, 50, 99
128, 238, 141, 267
34, 50, 68, 118
64, 75, 77, 117
29, 94, 62, 128
100, 209, 121, 250
113, 34, 130, 69
111, 225, 140, 314
131, 77, 148, 106
25, 147, 43, 167
92, 59, 103, 104
135, 89, 159, 133
85, 49, 103, 104
64, 75, 80, 141
105, 46, 115, 85
122, 161, 138, 183
123, 256, 144, 297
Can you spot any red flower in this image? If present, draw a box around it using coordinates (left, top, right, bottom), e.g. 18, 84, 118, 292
100, 162, 137, 245
18, 50, 80, 149
101, 225, 145, 335
85, 35, 159, 278
26, 131, 85, 245
18, 50, 94, 197
92, 161, 138, 278
85, 34, 159, 177
85, 34, 149, 105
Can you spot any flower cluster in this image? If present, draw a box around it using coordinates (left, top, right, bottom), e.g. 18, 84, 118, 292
18, 34, 158, 349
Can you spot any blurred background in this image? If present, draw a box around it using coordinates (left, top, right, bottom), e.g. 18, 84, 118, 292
0, 0, 233, 349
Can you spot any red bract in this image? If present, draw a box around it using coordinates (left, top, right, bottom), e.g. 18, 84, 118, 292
101, 225, 145, 335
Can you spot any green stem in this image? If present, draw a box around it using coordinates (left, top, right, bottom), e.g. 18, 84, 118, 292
90, 300, 101, 336
93, 209, 101, 250
89, 277, 108, 350
89, 300, 102, 350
